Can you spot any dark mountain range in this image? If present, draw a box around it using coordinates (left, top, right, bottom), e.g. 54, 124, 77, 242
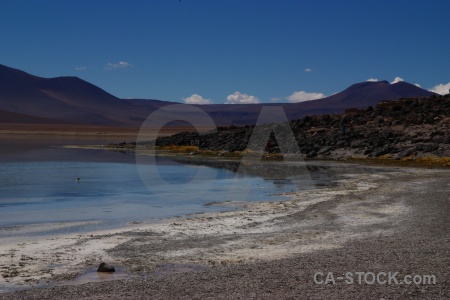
0, 64, 436, 127
199, 80, 435, 125
0, 64, 172, 126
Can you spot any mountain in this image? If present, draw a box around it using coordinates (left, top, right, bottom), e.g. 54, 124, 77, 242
0, 64, 437, 127
0, 109, 63, 124
283, 80, 434, 117
173, 80, 435, 125
0, 64, 173, 126
303, 80, 433, 110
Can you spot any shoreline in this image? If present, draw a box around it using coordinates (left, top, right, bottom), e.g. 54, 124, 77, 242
67, 143, 450, 169
1, 164, 449, 298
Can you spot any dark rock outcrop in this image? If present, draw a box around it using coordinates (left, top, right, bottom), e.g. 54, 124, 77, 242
148, 94, 450, 160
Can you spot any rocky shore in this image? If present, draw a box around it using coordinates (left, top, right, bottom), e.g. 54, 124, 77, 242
1, 95, 449, 299
0, 166, 449, 299
133, 94, 450, 162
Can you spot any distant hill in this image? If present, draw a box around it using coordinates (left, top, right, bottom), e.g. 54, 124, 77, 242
283, 80, 435, 118
0, 64, 173, 126
0, 64, 436, 127
164, 80, 435, 125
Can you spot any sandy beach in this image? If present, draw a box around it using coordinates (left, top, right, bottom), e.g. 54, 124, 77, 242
0, 163, 449, 299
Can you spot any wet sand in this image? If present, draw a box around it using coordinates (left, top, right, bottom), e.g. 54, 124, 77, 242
0, 165, 449, 299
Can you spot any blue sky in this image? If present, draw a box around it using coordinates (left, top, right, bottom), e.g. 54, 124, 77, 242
1, 0, 449, 104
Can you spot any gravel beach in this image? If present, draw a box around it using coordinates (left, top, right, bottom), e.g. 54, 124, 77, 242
0, 165, 449, 299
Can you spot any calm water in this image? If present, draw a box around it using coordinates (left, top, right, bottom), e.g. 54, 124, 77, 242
0, 138, 373, 235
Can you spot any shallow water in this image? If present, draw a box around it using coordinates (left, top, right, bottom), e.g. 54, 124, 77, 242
0, 153, 310, 227
67, 263, 206, 286
0, 139, 379, 237
64, 266, 138, 286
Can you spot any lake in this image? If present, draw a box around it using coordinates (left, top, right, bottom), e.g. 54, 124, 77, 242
0, 137, 374, 236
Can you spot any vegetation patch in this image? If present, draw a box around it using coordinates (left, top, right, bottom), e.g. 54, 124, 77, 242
348, 155, 450, 168
160, 145, 200, 153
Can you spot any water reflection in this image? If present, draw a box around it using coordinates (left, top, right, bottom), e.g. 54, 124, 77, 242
167, 158, 361, 189
0, 139, 385, 233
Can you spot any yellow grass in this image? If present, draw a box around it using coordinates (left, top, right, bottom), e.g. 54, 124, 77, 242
161, 145, 200, 153
401, 155, 416, 161
436, 157, 450, 164
416, 156, 438, 163
157, 145, 450, 167
349, 155, 450, 168
396, 155, 450, 166
415, 156, 450, 166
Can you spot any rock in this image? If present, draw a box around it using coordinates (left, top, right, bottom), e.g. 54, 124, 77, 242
336, 140, 347, 148
97, 262, 115, 273
318, 146, 334, 155
374, 139, 385, 147
385, 132, 394, 139
363, 149, 373, 155
319, 151, 331, 157
371, 147, 391, 157
411, 138, 424, 144
402, 148, 417, 157
421, 144, 439, 153
389, 147, 401, 154
306, 150, 317, 158
350, 140, 365, 149
151, 94, 450, 160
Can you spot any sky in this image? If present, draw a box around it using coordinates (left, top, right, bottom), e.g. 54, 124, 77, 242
0, 0, 449, 104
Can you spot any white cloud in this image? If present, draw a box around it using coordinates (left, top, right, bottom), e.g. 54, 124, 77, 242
391, 76, 404, 84
75, 66, 86, 71
106, 61, 133, 70
182, 94, 213, 105
304, 68, 312, 72
367, 78, 378, 82
287, 91, 326, 103
429, 81, 450, 95
414, 83, 422, 88
225, 92, 260, 104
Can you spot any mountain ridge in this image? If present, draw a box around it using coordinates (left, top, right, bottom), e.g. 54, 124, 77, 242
0, 64, 436, 127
